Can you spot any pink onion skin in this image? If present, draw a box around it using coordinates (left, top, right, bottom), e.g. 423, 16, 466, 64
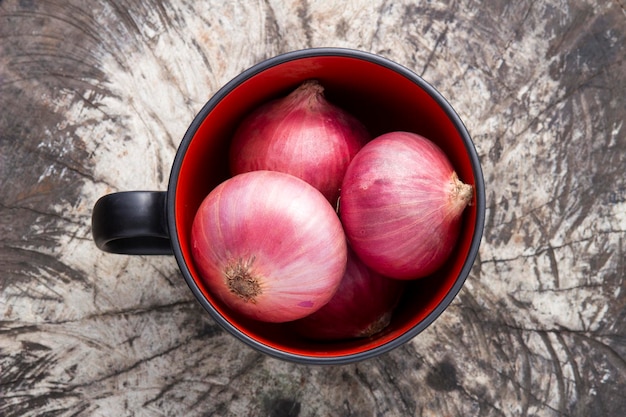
191, 171, 348, 323
229, 80, 370, 204
292, 249, 405, 341
339, 131, 474, 280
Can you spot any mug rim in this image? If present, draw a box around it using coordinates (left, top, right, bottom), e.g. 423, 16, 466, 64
167, 47, 486, 365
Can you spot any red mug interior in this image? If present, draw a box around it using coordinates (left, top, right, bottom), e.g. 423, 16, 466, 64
174, 53, 479, 360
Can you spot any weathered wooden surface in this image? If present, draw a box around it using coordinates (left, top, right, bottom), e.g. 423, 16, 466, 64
1, 0, 625, 415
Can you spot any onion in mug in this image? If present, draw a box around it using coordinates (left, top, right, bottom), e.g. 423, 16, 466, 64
339, 131, 473, 280
292, 249, 405, 341
229, 80, 370, 204
191, 171, 348, 323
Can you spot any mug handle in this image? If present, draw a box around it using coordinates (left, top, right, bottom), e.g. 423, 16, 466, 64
91, 191, 173, 255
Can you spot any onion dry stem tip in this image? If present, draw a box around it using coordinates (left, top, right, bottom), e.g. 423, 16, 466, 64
451, 172, 474, 208
357, 311, 393, 338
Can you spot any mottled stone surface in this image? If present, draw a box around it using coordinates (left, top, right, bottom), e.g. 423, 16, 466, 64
1, 0, 625, 416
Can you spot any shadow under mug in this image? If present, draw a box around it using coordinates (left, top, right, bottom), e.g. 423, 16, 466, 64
92, 47, 486, 365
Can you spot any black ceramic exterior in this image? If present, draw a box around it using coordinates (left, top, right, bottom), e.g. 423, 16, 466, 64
92, 191, 171, 255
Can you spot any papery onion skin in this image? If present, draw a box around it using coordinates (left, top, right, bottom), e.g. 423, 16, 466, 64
229, 80, 370, 204
339, 131, 473, 280
191, 170, 348, 323
292, 249, 405, 341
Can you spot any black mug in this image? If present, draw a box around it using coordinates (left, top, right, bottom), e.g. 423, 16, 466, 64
92, 48, 485, 364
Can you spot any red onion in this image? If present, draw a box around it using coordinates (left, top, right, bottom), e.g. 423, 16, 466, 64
339, 131, 474, 280
229, 80, 370, 204
292, 249, 405, 341
191, 170, 348, 323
